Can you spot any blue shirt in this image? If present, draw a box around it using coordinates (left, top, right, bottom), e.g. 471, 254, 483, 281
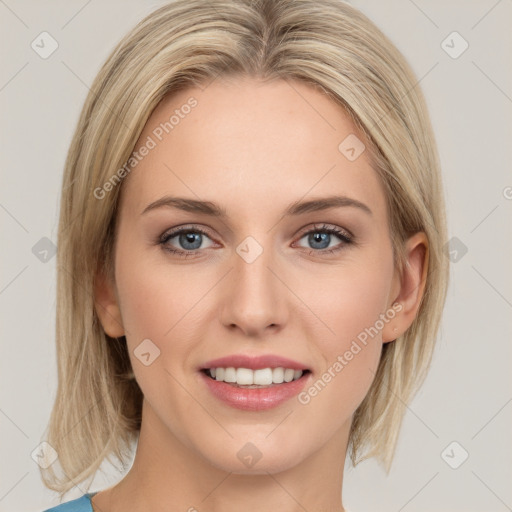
42, 492, 97, 512
41, 492, 354, 511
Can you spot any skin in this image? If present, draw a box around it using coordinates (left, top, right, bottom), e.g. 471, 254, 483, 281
93, 76, 428, 512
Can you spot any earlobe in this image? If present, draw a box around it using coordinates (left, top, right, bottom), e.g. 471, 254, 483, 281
382, 232, 429, 343
93, 268, 125, 338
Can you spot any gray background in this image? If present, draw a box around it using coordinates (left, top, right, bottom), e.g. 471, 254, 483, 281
1, 1, 511, 511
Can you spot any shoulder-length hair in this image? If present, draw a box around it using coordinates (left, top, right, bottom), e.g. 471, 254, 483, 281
41, 0, 449, 495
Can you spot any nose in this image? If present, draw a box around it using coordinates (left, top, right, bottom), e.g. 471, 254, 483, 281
219, 239, 288, 337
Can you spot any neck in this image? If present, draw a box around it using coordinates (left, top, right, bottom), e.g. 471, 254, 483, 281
96, 399, 350, 512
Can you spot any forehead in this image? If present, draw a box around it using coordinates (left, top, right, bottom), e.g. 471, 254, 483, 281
119, 77, 387, 223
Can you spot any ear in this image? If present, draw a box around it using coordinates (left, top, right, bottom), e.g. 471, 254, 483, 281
382, 231, 429, 343
93, 267, 125, 338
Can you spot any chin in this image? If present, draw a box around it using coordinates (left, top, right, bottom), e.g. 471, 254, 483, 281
208, 449, 305, 476
194, 430, 311, 475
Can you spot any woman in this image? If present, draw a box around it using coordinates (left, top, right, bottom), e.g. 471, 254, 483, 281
40, 0, 449, 510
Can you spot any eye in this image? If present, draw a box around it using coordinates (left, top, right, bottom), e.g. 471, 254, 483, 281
293, 223, 354, 256
158, 223, 354, 259
159, 225, 216, 258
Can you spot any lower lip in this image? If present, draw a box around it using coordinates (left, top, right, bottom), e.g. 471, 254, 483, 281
200, 371, 310, 411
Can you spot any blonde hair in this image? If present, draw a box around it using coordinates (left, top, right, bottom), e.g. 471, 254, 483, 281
41, 0, 449, 496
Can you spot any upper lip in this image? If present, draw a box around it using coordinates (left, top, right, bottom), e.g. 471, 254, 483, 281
200, 354, 310, 371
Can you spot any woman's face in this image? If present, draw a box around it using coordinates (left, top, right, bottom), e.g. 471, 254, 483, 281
97, 76, 408, 474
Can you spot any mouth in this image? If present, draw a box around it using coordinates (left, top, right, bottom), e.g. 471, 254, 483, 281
200, 367, 312, 388
198, 354, 313, 410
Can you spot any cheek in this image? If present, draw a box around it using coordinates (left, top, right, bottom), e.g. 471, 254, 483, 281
114, 243, 215, 390
114, 242, 200, 339
297, 258, 392, 406
301, 259, 393, 349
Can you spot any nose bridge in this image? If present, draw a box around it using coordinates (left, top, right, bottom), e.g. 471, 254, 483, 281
221, 234, 286, 333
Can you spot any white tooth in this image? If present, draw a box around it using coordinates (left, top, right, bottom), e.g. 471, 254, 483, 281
272, 367, 284, 384
224, 367, 237, 382
212, 367, 304, 385
283, 368, 294, 382
236, 368, 253, 385
254, 368, 273, 385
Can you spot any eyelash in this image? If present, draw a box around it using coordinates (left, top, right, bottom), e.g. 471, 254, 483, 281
158, 223, 354, 259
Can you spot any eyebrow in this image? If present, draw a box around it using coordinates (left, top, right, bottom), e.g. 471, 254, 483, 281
141, 194, 373, 217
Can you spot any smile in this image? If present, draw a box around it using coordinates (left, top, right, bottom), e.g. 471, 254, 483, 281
203, 367, 307, 387
200, 368, 312, 411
